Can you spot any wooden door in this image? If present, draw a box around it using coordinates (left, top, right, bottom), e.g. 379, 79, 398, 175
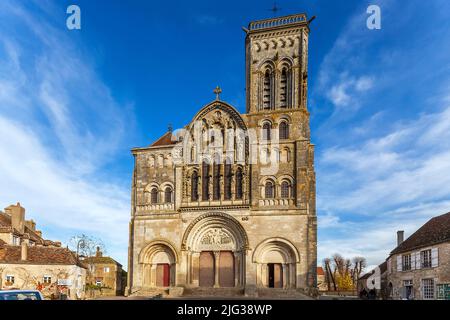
268, 263, 283, 288
156, 264, 170, 287
199, 251, 215, 287
274, 263, 283, 288
219, 251, 235, 287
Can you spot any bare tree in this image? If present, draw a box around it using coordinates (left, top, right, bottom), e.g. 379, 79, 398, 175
69, 234, 106, 297
324, 254, 367, 291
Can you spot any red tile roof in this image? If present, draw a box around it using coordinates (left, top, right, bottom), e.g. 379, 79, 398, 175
390, 212, 450, 255
317, 266, 324, 276
0, 245, 86, 268
150, 132, 177, 147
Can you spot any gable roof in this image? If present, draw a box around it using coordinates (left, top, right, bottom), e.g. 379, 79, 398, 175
390, 212, 450, 255
82, 256, 122, 267
150, 131, 177, 147
0, 245, 86, 268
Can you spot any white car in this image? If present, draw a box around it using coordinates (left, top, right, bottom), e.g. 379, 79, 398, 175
0, 290, 44, 300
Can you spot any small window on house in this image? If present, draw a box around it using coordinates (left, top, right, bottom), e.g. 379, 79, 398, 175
13, 236, 20, 246
6, 275, 15, 285
96, 280, 102, 287
422, 279, 435, 299
43, 276, 52, 284
104, 267, 110, 273
402, 254, 411, 271
151, 188, 158, 204
265, 181, 275, 199
421, 249, 432, 268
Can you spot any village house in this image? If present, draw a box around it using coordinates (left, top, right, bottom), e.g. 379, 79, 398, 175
385, 212, 450, 300
0, 203, 87, 299
83, 247, 126, 296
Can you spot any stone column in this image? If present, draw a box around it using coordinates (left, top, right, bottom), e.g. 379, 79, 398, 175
151, 264, 157, 287
282, 264, 288, 289
234, 251, 240, 287
214, 251, 220, 288
192, 252, 200, 287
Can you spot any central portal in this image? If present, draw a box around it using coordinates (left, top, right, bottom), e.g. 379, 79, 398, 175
182, 212, 248, 288
199, 251, 235, 287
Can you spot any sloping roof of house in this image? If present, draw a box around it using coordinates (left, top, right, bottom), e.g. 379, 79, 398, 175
390, 212, 450, 255
0, 245, 86, 268
83, 256, 122, 267
358, 261, 388, 281
150, 131, 177, 147
317, 266, 324, 276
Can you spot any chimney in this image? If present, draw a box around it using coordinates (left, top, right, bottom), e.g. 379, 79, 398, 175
21, 241, 28, 261
95, 246, 102, 257
10, 203, 25, 234
397, 230, 404, 246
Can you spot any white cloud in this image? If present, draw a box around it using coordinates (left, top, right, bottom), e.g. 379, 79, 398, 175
0, 1, 132, 265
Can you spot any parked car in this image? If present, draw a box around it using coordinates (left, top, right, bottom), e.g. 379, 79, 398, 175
0, 290, 44, 300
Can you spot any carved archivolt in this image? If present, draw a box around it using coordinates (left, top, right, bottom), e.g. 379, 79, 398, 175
181, 212, 249, 251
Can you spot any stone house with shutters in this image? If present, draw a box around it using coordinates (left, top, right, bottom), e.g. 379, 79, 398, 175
127, 13, 317, 297
386, 212, 450, 300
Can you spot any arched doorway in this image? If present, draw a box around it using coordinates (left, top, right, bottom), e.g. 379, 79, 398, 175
253, 238, 299, 289
139, 240, 177, 288
182, 213, 248, 288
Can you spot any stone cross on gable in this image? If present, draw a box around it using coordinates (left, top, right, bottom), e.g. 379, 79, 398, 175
213, 86, 222, 100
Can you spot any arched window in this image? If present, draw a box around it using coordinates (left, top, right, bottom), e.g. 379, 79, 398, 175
280, 68, 288, 108
265, 181, 275, 199
151, 188, 158, 204
263, 70, 272, 110
213, 162, 221, 200
262, 122, 271, 141
164, 187, 173, 203
279, 121, 289, 140
191, 171, 199, 201
281, 181, 291, 198
224, 162, 232, 200
235, 168, 243, 200
202, 161, 210, 201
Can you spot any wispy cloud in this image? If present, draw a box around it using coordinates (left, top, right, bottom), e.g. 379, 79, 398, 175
0, 1, 132, 264
315, 0, 450, 267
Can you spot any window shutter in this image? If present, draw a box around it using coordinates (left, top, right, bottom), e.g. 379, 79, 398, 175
410, 253, 416, 270
415, 252, 421, 270
431, 248, 439, 267
397, 255, 402, 272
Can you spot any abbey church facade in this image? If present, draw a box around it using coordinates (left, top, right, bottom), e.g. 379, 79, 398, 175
127, 13, 317, 296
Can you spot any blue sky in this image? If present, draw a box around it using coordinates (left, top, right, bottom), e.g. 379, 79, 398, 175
0, 0, 449, 271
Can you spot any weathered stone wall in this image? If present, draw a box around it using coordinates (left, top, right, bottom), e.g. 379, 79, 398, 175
387, 242, 450, 299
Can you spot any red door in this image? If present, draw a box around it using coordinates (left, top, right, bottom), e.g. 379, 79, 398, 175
156, 264, 170, 287
163, 264, 170, 287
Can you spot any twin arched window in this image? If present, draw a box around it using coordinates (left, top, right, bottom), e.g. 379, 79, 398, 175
264, 180, 292, 199
150, 186, 173, 204
260, 64, 292, 110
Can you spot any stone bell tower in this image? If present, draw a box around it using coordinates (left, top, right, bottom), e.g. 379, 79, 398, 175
243, 13, 317, 289
245, 13, 310, 113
